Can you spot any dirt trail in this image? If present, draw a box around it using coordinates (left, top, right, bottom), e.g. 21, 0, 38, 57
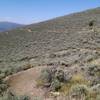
6, 66, 48, 99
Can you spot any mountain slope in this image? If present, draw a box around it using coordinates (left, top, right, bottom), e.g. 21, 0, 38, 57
0, 7, 99, 73
0, 8, 100, 62
0, 22, 23, 32
0, 7, 100, 100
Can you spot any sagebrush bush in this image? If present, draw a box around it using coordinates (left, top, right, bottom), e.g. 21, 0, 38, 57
70, 84, 89, 97
41, 68, 52, 83
36, 66, 100, 100
0, 73, 5, 80
0, 79, 8, 96
50, 79, 61, 91
36, 68, 52, 87
55, 69, 64, 82
1, 91, 30, 100
88, 64, 100, 76
20, 95, 30, 100
91, 84, 100, 94
89, 20, 95, 27
36, 67, 69, 91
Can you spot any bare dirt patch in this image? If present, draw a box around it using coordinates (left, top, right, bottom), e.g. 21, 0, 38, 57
6, 66, 49, 99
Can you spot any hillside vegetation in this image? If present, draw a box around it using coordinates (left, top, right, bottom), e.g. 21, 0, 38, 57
0, 8, 100, 100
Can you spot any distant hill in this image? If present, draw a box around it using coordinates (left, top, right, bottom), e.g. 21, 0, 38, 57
0, 22, 23, 32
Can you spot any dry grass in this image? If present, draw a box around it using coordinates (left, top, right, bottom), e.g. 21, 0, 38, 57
71, 73, 89, 85
59, 73, 90, 95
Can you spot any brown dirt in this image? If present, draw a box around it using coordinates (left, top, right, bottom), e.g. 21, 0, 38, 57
6, 66, 48, 99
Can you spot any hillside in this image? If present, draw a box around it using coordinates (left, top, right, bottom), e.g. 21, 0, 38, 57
0, 8, 100, 66
0, 8, 100, 100
0, 22, 23, 32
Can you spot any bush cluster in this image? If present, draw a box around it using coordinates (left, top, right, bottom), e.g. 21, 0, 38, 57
37, 67, 72, 92
0, 91, 30, 100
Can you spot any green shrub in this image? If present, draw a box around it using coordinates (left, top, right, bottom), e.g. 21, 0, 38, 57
0, 73, 5, 80
20, 95, 30, 100
55, 69, 64, 82
1, 91, 30, 100
91, 84, 100, 94
88, 20, 96, 30
0, 78, 8, 96
36, 68, 52, 87
89, 20, 95, 27
50, 79, 61, 91
41, 68, 52, 83
70, 84, 89, 97
88, 65, 100, 76
36, 67, 67, 89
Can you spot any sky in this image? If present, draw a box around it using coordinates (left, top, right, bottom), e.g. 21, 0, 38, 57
0, 0, 100, 24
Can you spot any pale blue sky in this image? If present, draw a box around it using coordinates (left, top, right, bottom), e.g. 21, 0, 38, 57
0, 0, 100, 24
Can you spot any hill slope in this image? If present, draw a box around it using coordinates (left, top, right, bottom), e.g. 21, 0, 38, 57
0, 8, 100, 64
0, 22, 23, 32
0, 7, 100, 100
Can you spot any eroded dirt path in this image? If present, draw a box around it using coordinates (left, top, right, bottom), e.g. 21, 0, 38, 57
6, 66, 48, 99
